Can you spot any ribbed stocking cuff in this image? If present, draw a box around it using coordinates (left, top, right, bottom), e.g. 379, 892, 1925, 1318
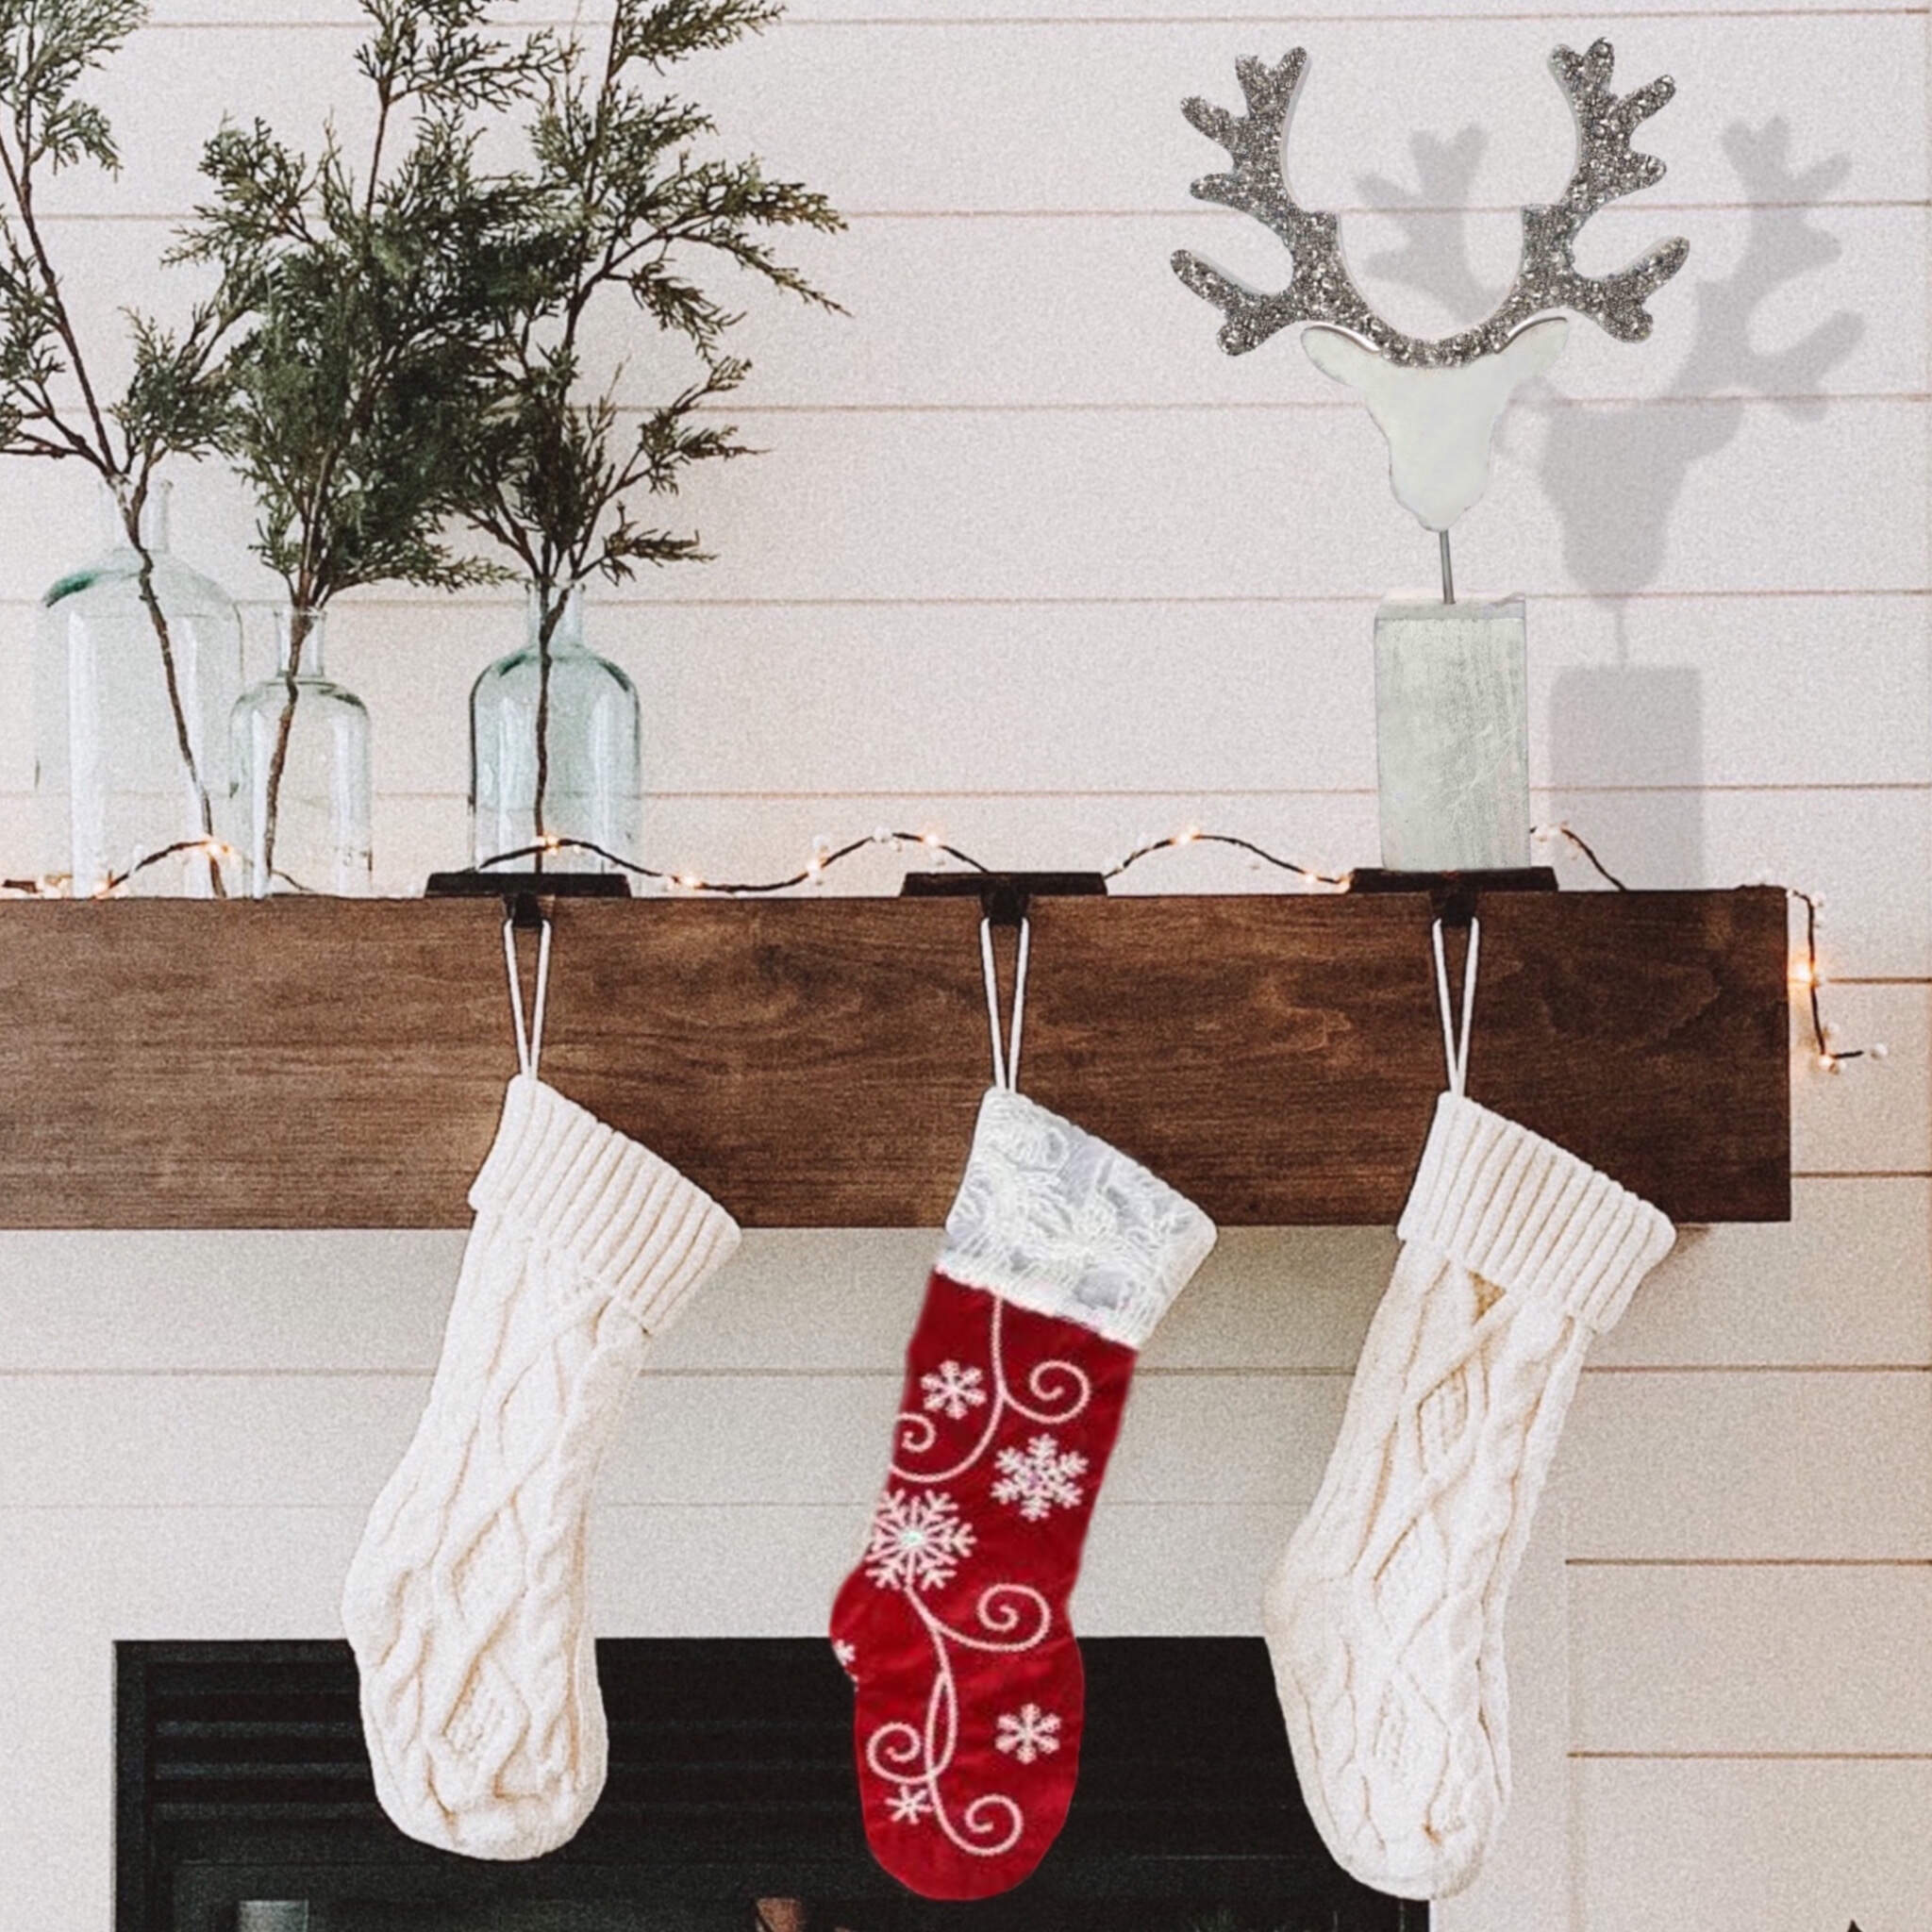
1398, 1091, 1674, 1333
469, 1075, 741, 1333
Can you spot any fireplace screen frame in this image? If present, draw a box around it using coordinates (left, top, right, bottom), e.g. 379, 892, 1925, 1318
116, 1638, 1413, 1932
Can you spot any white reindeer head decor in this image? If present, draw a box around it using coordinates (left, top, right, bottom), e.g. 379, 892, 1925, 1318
1174, 39, 1689, 550
1302, 315, 1570, 533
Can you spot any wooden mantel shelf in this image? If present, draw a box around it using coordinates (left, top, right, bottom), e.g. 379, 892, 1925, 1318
0, 889, 1790, 1228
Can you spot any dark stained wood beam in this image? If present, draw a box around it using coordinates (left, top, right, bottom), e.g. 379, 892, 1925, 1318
0, 889, 1790, 1227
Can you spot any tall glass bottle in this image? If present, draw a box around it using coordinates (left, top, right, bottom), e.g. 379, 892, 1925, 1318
469, 587, 641, 872
35, 482, 243, 895
230, 608, 373, 896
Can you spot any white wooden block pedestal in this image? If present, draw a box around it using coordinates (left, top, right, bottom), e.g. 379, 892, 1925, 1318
1374, 593, 1533, 873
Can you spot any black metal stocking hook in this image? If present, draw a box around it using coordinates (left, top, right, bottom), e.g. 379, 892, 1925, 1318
1348, 864, 1558, 928
901, 870, 1108, 1091
898, 869, 1108, 924
425, 866, 630, 929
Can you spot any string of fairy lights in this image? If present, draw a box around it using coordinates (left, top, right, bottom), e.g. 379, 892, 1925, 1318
3, 817, 1879, 1073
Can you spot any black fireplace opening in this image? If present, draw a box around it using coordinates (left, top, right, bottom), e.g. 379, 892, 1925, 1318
116, 1639, 1414, 1932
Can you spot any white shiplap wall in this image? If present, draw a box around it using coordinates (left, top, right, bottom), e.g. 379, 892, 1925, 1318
1, 2, 1928, 1926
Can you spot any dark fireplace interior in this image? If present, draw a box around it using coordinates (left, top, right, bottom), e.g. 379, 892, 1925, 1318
116, 1639, 1413, 1932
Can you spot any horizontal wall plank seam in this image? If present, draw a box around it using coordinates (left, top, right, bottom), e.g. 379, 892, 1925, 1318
139, 8, 1932, 28
0, 1367, 1354, 1384
1793, 1169, 1932, 1179
239, 590, 1929, 608
5, 1365, 1920, 1382
16, 779, 1932, 797
54, 393, 1920, 420
1573, 1750, 1932, 1761
1785, 1170, 1932, 1181
838, 199, 1930, 216
1571, 1557, 1932, 1567
39, 391, 1929, 422
0, 1499, 1264, 1513
774, 8, 1932, 19
2, 591, 1897, 612
707, 395, 1932, 415
37, 201, 1932, 223
5, 591, 1918, 613
1586, 1364, 1932, 1375
8, 781, 1932, 801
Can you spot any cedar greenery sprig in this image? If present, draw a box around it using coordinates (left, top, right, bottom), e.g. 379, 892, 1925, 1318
177, 0, 558, 878
463, 0, 842, 838
0, 0, 247, 889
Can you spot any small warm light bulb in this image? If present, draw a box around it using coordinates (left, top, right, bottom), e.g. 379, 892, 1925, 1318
1789, 958, 1816, 989
674, 872, 700, 891
921, 829, 941, 848
1818, 1052, 1840, 1074
1178, 824, 1200, 845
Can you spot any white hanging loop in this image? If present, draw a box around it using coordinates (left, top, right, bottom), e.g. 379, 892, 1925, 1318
979, 915, 1032, 1092
1430, 914, 1481, 1098
502, 915, 554, 1080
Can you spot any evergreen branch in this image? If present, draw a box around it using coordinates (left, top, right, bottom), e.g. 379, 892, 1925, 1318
462, 0, 842, 607
185, 0, 555, 874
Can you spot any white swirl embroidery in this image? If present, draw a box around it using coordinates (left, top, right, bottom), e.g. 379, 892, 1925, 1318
890, 1296, 1091, 1487
859, 1286, 1088, 1857
864, 1584, 1054, 1857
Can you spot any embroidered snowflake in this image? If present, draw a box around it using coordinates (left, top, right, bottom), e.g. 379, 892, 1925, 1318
995, 1704, 1062, 1765
863, 1487, 976, 1592
887, 1781, 934, 1824
832, 1639, 857, 1669
920, 1358, 989, 1421
991, 1433, 1089, 1522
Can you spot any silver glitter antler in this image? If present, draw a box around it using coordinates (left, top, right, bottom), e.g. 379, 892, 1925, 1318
1173, 39, 1690, 370
1172, 52, 1375, 356
1532, 42, 1689, 342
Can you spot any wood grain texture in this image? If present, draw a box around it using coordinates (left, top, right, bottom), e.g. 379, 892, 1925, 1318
0, 887, 1788, 1226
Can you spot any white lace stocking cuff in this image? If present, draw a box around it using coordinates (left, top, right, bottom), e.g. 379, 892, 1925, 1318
936, 1087, 1217, 1349
1399, 1091, 1674, 1333
469, 1074, 741, 1334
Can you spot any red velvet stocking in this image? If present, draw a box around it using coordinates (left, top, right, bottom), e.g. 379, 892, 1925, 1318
828, 1088, 1215, 1899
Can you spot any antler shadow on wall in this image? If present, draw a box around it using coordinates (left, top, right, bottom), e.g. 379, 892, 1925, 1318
1357, 121, 1862, 882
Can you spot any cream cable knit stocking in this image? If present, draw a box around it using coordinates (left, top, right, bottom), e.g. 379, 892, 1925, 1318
1266, 1090, 1674, 1899
341, 1074, 740, 1860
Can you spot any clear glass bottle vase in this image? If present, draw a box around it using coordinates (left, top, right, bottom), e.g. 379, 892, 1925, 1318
230, 608, 373, 897
469, 587, 641, 872
34, 482, 243, 895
